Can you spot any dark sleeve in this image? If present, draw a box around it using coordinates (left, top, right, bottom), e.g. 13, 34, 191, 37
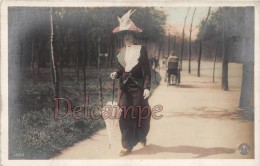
141, 46, 151, 90
116, 61, 124, 79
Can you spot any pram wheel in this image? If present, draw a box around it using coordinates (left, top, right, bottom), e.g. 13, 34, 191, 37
166, 72, 180, 86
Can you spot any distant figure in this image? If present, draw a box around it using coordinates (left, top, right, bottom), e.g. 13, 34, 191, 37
166, 51, 179, 83
149, 55, 155, 69
167, 51, 178, 63
154, 56, 160, 71
162, 56, 167, 68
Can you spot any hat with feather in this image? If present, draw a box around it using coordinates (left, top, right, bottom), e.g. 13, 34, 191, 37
112, 9, 142, 33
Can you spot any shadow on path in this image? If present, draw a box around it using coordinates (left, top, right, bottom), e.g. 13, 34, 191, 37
163, 106, 254, 122
131, 144, 235, 158
178, 84, 213, 89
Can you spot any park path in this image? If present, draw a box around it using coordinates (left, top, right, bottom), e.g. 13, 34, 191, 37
53, 61, 254, 159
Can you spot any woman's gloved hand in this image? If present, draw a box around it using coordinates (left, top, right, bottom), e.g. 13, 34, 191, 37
110, 72, 117, 80
143, 89, 150, 99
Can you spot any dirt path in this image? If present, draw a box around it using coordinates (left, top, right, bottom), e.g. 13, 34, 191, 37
53, 61, 254, 159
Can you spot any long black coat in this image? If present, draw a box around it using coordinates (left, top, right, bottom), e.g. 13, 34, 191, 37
116, 45, 151, 90
115, 45, 152, 150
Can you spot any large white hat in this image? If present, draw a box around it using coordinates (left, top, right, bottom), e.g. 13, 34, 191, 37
112, 9, 142, 33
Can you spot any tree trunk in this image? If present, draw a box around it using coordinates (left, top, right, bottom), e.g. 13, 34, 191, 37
108, 36, 112, 67
188, 34, 192, 73
76, 41, 80, 82
59, 26, 65, 77
31, 38, 35, 70
37, 44, 40, 75
85, 34, 89, 68
222, 59, 229, 91
50, 54, 55, 85
105, 36, 111, 67
198, 7, 211, 77
173, 35, 176, 51
239, 7, 254, 111
97, 36, 101, 71
95, 39, 99, 69
87, 42, 91, 68
19, 40, 23, 72
213, 41, 218, 82
110, 35, 115, 66
83, 41, 87, 97
50, 7, 59, 97
97, 36, 103, 107
239, 62, 254, 111
65, 44, 69, 70
99, 77, 103, 107
180, 7, 191, 70
157, 41, 162, 73
60, 43, 64, 76
188, 8, 196, 73
167, 34, 171, 56
197, 40, 202, 77
221, 7, 229, 91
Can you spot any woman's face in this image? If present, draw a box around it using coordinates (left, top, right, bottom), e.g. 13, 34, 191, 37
123, 33, 134, 47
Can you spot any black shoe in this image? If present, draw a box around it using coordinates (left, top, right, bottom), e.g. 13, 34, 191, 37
140, 139, 147, 147
119, 149, 132, 157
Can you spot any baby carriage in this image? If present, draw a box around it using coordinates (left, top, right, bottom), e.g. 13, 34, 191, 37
164, 56, 180, 86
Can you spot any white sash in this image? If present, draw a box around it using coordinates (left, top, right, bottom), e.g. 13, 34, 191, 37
116, 45, 141, 72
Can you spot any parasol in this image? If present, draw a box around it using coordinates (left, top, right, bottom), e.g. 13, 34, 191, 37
101, 80, 121, 149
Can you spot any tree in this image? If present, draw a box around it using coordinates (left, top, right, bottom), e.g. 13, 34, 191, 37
9, 7, 167, 102
212, 41, 218, 82
237, 8, 254, 111
197, 8, 228, 85
167, 34, 171, 57
180, 7, 190, 69
221, 7, 229, 91
188, 8, 196, 73
197, 7, 254, 111
197, 7, 211, 77
197, 8, 222, 41
12, 7, 166, 70
50, 7, 59, 97
132, 7, 166, 42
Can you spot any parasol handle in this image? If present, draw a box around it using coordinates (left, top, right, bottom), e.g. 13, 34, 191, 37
112, 79, 115, 104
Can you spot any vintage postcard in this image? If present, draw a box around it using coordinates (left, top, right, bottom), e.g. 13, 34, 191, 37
1, 0, 259, 165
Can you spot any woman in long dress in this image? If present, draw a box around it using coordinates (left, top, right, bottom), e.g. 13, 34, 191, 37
110, 9, 152, 157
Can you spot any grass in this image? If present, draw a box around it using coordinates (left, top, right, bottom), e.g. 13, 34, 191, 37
9, 67, 160, 159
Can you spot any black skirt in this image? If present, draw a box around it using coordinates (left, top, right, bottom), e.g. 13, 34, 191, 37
118, 79, 151, 150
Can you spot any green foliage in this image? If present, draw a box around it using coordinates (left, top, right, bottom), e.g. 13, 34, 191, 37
132, 7, 166, 41
197, 7, 248, 41
12, 7, 166, 68
197, 8, 223, 41
53, 7, 166, 42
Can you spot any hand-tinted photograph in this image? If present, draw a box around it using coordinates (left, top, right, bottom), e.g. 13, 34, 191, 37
6, 5, 254, 160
